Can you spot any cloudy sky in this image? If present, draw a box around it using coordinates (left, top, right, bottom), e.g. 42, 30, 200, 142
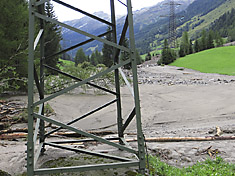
52, 0, 163, 21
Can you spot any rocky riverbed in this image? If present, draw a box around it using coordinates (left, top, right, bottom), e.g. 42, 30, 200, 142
136, 64, 235, 85
1, 64, 235, 175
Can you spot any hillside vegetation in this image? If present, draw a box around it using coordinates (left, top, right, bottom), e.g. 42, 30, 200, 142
185, 0, 235, 38
147, 0, 235, 54
170, 46, 235, 75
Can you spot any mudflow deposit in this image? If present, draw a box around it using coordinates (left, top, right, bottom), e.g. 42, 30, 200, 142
1, 64, 235, 175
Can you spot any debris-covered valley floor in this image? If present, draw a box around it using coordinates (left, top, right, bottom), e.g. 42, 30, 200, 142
0, 64, 235, 175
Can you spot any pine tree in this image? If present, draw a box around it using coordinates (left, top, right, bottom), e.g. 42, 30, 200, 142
120, 38, 131, 69
145, 52, 152, 61
228, 29, 235, 42
44, 2, 62, 71
89, 50, 103, 66
200, 30, 207, 50
179, 45, 186, 57
102, 27, 113, 67
61, 53, 71, 61
95, 50, 103, 64
207, 30, 214, 49
182, 31, 190, 55
179, 31, 191, 57
90, 52, 97, 66
158, 39, 176, 65
215, 31, 223, 47
194, 39, 200, 53
189, 39, 193, 54
75, 48, 87, 66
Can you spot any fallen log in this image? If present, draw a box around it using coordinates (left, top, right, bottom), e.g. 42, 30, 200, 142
126, 136, 235, 142
0, 128, 28, 135
0, 130, 118, 140
0, 133, 27, 140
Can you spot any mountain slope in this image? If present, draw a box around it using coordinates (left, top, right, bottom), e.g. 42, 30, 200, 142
209, 2, 235, 41
136, 0, 228, 53
61, 0, 233, 57
61, 11, 110, 57
177, 0, 235, 39
134, 0, 194, 54
61, 0, 193, 57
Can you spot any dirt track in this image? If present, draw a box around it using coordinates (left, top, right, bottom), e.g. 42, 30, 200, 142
1, 64, 235, 175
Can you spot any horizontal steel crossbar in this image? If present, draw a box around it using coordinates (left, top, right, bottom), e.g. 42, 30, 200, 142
34, 113, 137, 154
45, 142, 133, 162
35, 161, 139, 175
50, 137, 120, 144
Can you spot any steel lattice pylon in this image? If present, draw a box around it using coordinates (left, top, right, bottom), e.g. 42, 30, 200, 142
163, 0, 181, 48
169, 0, 177, 48
27, 0, 146, 175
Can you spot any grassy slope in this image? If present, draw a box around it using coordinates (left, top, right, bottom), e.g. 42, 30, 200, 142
170, 46, 235, 75
149, 156, 235, 176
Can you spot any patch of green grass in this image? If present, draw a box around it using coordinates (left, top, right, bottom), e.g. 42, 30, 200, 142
170, 46, 235, 75
147, 156, 235, 176
57, 58, 74, 69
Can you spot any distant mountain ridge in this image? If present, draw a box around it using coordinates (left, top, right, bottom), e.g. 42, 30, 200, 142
61, 0, 193, 57
61, 11, 110, 57
61, 0, 231, 57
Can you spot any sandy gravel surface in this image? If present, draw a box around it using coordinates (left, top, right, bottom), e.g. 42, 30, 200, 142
1, 64, 235, 175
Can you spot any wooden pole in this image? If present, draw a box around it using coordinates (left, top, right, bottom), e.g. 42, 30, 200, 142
126, 136, 235, 142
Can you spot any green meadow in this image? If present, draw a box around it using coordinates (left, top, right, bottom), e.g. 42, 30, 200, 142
170, 46, 235, 75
